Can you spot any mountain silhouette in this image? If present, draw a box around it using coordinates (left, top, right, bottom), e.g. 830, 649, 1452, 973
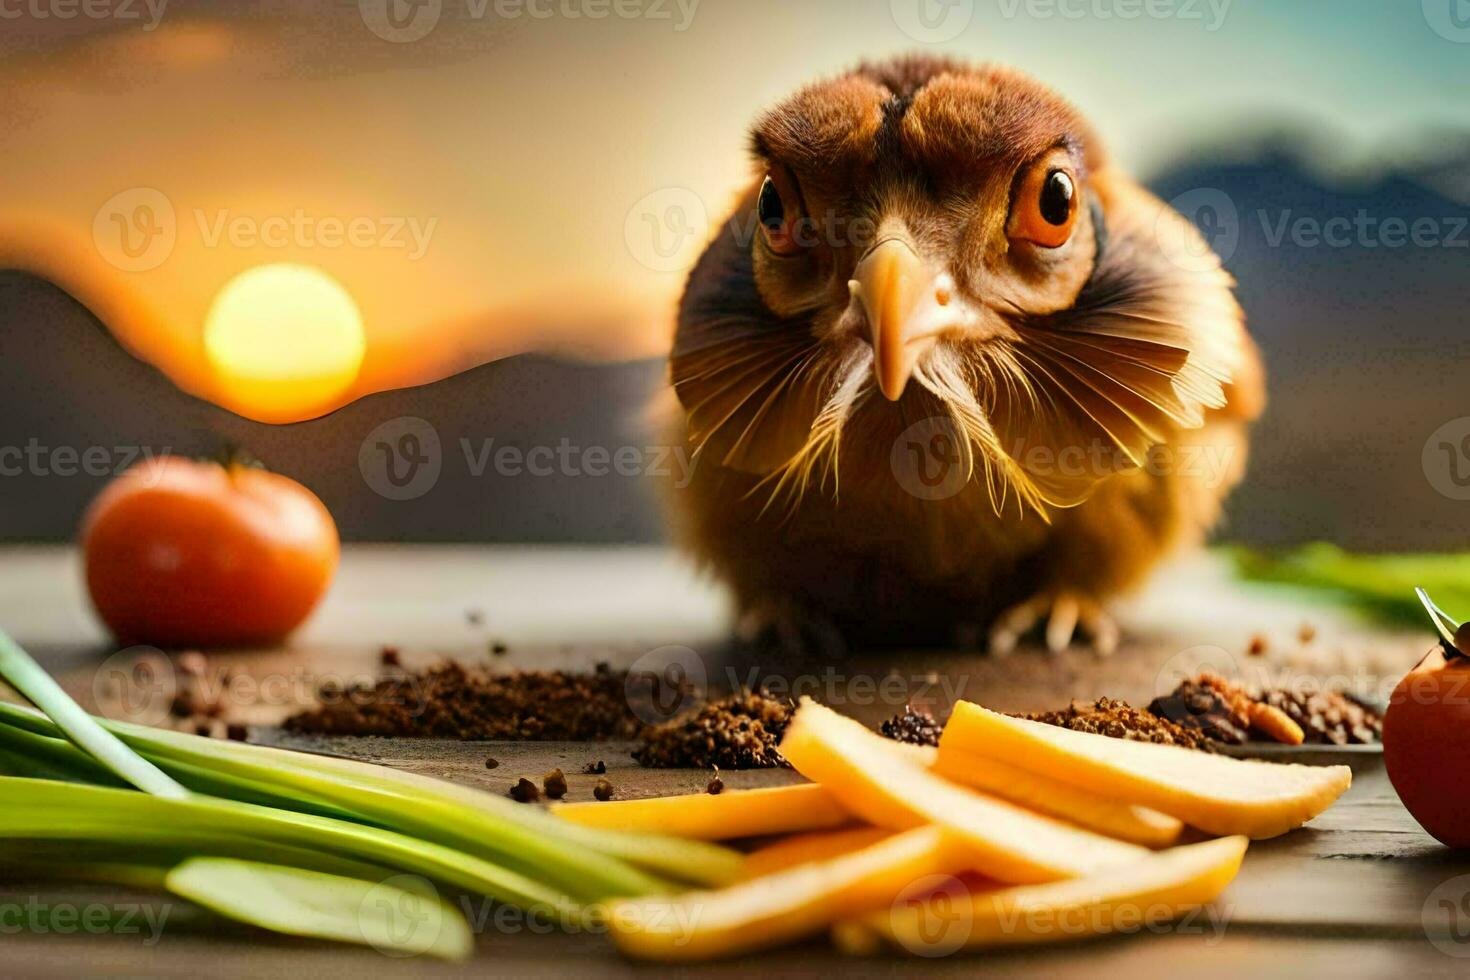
2, 130, 1467, 549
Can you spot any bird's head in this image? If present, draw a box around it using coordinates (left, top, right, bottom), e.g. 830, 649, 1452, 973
672, 56, 1249, 515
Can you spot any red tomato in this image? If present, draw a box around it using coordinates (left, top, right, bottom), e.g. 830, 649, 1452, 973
1383, 643, 1470, 848
82, 456, 339, 647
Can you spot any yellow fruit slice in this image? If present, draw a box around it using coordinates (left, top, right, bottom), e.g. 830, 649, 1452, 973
554, 782, 850, 841
607, 825, 958, 961
940, 701, 1351, 839
853, 835, 1248, 953
741, 826, 894, 880
779, 700, 1148, 883
933, 745, 1183, 848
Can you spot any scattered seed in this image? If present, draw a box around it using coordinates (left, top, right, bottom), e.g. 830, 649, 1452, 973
491, 641, 509, 656
1247, 635, 1268, 657
485, 757, 499, 769
880, 705, 945, 747
380, 646, 401, 667
509, 778, 540, 803
593, 779, 615, 801
225, 723, 248, 741
581, 760, 606, 775
194, 722, 213, 737
706, 767, 724, 795
634, 691, 792, 769
543, 768, 568, 800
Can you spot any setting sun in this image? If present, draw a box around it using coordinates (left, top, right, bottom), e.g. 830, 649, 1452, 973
203, 263, 366, 423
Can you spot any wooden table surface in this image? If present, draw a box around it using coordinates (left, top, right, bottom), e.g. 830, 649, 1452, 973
2, 544, 1469, 978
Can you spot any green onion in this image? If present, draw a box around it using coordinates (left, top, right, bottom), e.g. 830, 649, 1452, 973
0, 628, 187, 798
166, 858, 475, 961
0, 776, 591, 922
0, 700, 743, 889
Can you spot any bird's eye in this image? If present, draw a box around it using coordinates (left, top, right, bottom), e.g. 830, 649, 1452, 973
1009, 160, 1079, 249
757, 174, 803, 257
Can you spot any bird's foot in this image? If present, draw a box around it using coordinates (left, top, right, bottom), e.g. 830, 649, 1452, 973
735, 602, 847, 661
988, 591, 1119, 657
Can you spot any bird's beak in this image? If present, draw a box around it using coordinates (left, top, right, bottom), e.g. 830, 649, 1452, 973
849, 238, 951, 400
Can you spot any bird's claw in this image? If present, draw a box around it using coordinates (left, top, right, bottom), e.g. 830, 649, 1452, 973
988, 591, 1118, 657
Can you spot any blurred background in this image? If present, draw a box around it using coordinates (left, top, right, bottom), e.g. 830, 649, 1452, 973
1, 0, 1467, 549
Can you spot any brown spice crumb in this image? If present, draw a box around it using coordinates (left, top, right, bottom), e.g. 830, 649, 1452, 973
582, 760, 606, 775
593, 779, 615, 801
880, 706, 945, 747
284, 661, 643, 741
1299, 623, 1317, 645
491, 641, 509, 656
485, 757, 499, 769
1247, 635, 1268, 657
225, 723, 248, 742
380, 646, 401, 667
706, 772, 724, 795
1025, 697, 1216, 752
634, 691, 792, 769
194, 722, 213, 737
543, 768, 568, 800
509, 778, 540, 803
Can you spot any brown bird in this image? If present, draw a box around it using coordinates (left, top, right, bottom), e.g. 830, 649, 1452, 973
666, 55, 1263, 655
